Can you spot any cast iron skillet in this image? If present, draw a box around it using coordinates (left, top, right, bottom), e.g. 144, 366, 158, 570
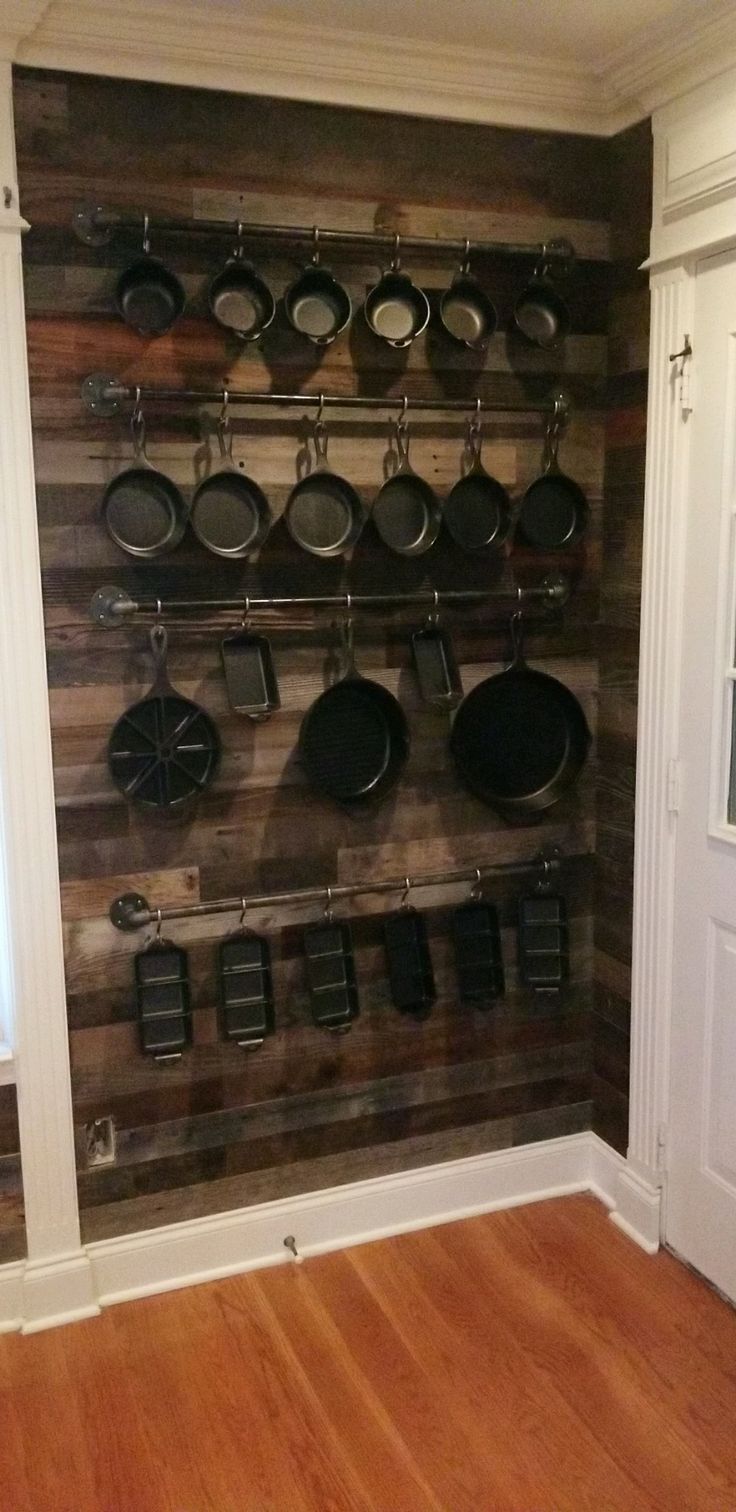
101, 404, 188, 558
450, 613, 590, 816
517, 413, 588, 551
108, 625, 220, 808
372, 414, 442, 556
443, 409, 510, 552
299, 619, 409, 805
285, 415, 365, 557
115, 217, 185, 336
190, 402, 271, 558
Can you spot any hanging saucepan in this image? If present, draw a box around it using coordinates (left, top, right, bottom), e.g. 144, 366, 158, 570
299, 616, 409, 805
513, 242, 571, 349
517, 404, 588, 551
450, 611, 590, 816
285, 408, 365, 557
284, 227, 351, 345
101, 398, 189, 558
364, 234, 430, 348
190, 394, 271, 558
115, 215, 185, 336
208, 222, 275, 342
108, 624, 221, 809
372, 408, 442, 556
444, 404, 510, 552
439, 241, 497, 350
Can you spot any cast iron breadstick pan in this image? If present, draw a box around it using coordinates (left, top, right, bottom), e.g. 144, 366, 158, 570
299, 618, 409, 805
450, 612, 590, 816
285, 414, 365, 557
108, 624, 220, 808
101, 404, 189, 559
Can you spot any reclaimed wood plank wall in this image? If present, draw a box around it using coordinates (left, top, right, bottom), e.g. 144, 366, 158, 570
593, 120, 652, 1153
15, 66, 615, 1242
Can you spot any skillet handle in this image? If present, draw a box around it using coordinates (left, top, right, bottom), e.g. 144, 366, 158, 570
339, 617, 358, 680
510, 609, 526, 667
149, 622, 173, 695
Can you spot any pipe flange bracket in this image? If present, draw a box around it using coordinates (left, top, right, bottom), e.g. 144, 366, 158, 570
81, 373, 125, 417
541, 572, 571, 607
73, 204, 114, 247
90, 585, 136, 629
110, 893, 149, 931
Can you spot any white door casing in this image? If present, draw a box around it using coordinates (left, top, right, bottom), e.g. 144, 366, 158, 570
0, 57, 97, 1327
665, 247, 736, 1300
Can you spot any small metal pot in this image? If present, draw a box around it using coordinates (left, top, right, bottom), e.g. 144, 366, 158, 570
208, 225, 275, 341
115, 216, 185, 336
513, 243, 571, 349
285, 413, 365, 557
439, 242, 497, 350
190, 398, 271, 558
444, 408, 510, 551
372, 413, 442, 556
284, 227, 351, 345
102, 403, 188, 558
364, 235, 430, 349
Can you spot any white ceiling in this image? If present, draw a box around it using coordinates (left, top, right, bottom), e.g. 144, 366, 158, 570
9, 0, 736, 136
181, 0, 707, 71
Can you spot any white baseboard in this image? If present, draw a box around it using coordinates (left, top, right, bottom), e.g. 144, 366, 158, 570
0, 1131, 661, 1332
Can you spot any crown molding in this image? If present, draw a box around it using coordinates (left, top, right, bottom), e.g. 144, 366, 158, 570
9, 1, 736, 137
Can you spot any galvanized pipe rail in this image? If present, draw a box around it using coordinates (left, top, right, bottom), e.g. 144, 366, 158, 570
110, 853, 559, 932
73, 204, 577, 262
90, 576, 569, 629
82, 374, 570, 422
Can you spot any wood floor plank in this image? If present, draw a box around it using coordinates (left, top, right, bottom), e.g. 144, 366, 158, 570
2, 1195, 736, 1511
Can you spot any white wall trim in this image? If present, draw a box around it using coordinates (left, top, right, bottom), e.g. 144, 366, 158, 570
6, 0, 735, 138
627, 262, 694, 1193
0, 1132, 661, 1332
0, 62, 84, 1265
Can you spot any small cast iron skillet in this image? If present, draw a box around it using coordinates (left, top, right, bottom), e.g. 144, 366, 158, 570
450, 613, 590, 817
517, 413, 588, 551
439, 242, 497, 350
101, 404, 188, 559
299, 619, 409, 805
372, 414, 442, 556
190, 401, 271, 558
443, 409, 510, 552
285, 415, 365, 557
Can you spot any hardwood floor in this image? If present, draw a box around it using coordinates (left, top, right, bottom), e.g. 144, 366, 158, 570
1, 1195, 736, 1511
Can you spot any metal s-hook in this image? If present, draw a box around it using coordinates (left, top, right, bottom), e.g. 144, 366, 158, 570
311, 225, 321, 265
142, 213, 151, 255
400, 875, 412, 910
461, 237, 471, 274
240, 594, 251, 629
154, 907, 163, 944
427, 588, 440, 628
239, 894, 248, 930
324, 885, 333, 922
234, 219, 245, 260
391, 231, 401, 271
471, 867, 482, 900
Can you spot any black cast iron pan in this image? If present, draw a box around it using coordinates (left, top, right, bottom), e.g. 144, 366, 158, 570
102, 403, 189, 558
299, 619, 409, 805
285, 414, 365, 557
518, 410, 588, 551
108, 625, 220, 808
444, 409, 510, 552
450, 613, 590, 816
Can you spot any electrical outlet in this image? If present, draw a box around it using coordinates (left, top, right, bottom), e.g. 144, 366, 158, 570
85, 1116, 116, 1168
